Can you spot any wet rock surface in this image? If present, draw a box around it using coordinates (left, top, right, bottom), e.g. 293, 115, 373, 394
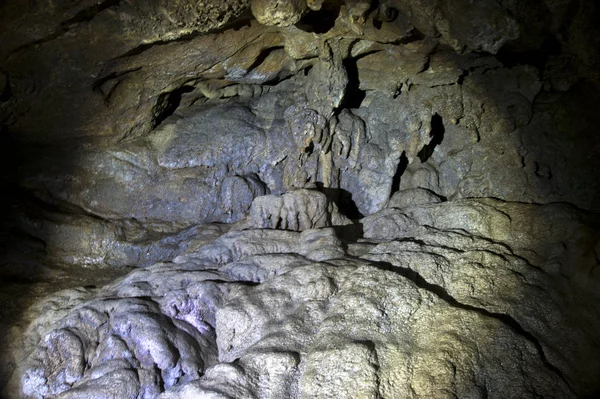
1, 0, 600, 398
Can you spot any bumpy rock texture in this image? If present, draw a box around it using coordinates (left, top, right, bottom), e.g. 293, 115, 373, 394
1, 0, 599, 398
3, 202, 600, 398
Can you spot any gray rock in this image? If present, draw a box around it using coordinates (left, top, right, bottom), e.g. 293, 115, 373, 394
16, 208, 226, 268
6, 198, 600, 398
241, 189, 352, 231
387, 188, 443, 209
213, 260, 572, 398
393, 0, 519, 53
6, 264, 228, 399
2, 2, 600, 399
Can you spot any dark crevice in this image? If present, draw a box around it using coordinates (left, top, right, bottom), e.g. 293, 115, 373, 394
417, 113, 445, 162
153, 86, 195, 128
296, 7, 340, 34
60, 0, 122, 27
390, 151, 408, 196
304, 141, 314, 155
333, 222, 364, 243
426, 188, 447, 202
6, 31, 65, 60
394, 236, 463, 253
457, 68, 470, 85
111, 31, 206, 60
361, 257, 576, 394
393, 28, 426, 46
352, 49, 383, 60
334, 189, 364, 220
316, 184, 363, 220
495, 35, 562, 73
261, 73, 296, 88
340, 58, 366, 109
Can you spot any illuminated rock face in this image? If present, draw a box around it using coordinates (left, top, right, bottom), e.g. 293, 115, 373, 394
5, 202, 600, 398
1, 0, 600, 398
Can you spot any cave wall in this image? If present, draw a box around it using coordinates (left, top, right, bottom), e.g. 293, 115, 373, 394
1, 0, 599, 267
1, 0, 600, 398
1, 0, 599, 224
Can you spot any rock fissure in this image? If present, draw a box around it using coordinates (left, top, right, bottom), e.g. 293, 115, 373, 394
362, 256, 575, 393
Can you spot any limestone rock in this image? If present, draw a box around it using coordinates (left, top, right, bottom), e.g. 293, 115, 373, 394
242, 189, 352, 231
393, 0, 519, 53
362, 198, 600, 394
5, 198, 600, 398
251, 0, 308, 26
387, 188, 443, 209
2, 1, 600, 399
5, 265, 228, 399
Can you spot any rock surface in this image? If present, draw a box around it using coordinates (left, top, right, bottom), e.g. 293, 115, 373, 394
1, 0, 600, 398
3, 200, 599, 398
387, 188, 443, 209
241, 189, 352, 231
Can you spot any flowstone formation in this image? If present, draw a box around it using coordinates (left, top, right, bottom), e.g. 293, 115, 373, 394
1, 0, 600, 398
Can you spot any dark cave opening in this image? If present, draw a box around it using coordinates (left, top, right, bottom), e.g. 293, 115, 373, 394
340, 58, 366, 109
296, 7, 340, 34
334, 188, 363, 219
390, 151, 408, 196
417, 113, 445, 163
153, 85, 195, 127
495, 35, 562, 73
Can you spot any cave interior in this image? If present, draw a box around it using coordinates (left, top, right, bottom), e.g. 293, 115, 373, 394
1, 0, 600, 398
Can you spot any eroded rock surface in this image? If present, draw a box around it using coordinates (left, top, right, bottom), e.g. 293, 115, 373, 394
241, 189, 352, 231
3, 200, 599, 398
1, 0, 600, 398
